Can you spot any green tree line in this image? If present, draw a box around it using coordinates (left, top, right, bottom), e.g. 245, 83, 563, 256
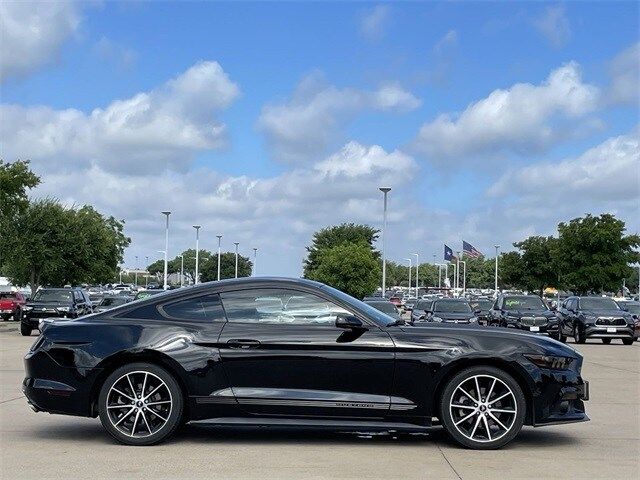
146, 249, 252, 283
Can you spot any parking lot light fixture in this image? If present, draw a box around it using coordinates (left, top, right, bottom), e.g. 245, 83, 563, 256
414, 253, 419, 298
405, 258, 412, 293
253, 248, 258, 276
180, 254, 184, 288
134, 256, 139, 287
145, 256, 149, 287
193, 225, 201, 285
216, 235, 223, 281
494, 245, 500, 298
379, 187, 391, 294
161, 211, 171, 290
234, 242, 240, 278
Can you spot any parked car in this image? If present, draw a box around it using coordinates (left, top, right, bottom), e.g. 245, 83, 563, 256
468, 298, 493, 326
0, 291, 27, 321
619, 301, 640, 341
363, 299, 401, 320
404, 297, 418, 312
410, 299, 432, 323
557, 296, 635, 345
94, 295, 133, 313
23, 277, 589, 448
389, 296, 403, 311
21, 287, 92, 336
134, 290, 167, 301
417, 298, 479, 324
488, 295, 558, 337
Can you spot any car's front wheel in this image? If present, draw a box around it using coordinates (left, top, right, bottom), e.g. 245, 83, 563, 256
20, 322, 32, 336
440, 366, 526, 449
573, 324, 586, 344
98, 362, 183, 446
622, 338, 634, 345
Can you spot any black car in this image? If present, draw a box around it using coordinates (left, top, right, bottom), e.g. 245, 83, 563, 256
415, 298, 479, 324
469, 298, 494, 326
410, 299, 433, 323
489, 295, 559, 336
618, 301, 640, 341
557, 296, 635, 345
23, 277, 589, 449
21, 287, 92, 336
363, 300, 401, 320
94, 295, 133, 313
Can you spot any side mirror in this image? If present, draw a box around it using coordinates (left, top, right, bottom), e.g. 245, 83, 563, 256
550, 305, 557, 312
336, 314, 364, 329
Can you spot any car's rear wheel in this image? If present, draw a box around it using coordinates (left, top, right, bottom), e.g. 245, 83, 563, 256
573, 324, 586, 344
440, 366, 525, 449
601, 338, 611, 345
622, 338, 634, 345
20, 322, 32, 336
98, 362, 183, 446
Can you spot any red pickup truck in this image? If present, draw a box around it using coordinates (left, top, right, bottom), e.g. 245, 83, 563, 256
0, 291, 27, 321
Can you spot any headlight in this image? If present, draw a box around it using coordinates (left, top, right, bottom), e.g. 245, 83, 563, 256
23, 306, 33, 311
431, 316, 443, 323
506, 315, 520, 321
583, 315, 597, 324
56, 306, 70, 312
525, 354, 574, 370
469, 317, 478, 323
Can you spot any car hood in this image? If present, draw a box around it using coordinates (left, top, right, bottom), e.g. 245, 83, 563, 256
26, 301, 71, 308
433, 312, 475, 321
503, 309, 554, 317
582, 309, 628, 317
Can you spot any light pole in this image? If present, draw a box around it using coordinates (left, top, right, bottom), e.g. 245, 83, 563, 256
453, 261, 458, 297
234, 242, 239, 278
145, 256, 149, 288
405, 258, 412, 294
379, 187, 391, 295
253, 248, 258, 276
435, 264, 443, 289
216, 235, 222, 281
460, 260, 466, 296
161, 211, 171, 290
414, 253, 419, 298
134, 255, 138, 287
494, 245, 500, 298
157, 250, 165, 287
444, 263, 449, 294
193, 225, 201, 285
179, 254, 184, 287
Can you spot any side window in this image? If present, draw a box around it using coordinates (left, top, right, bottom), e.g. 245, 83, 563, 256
220, 289, 351, 325
73, 291, 83, 302
160, 294, 225, 322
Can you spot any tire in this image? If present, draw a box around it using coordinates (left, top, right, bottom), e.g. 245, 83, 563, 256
98, 362, 183, 446
12, 308, 22, 322
20, 322, 32, 336
555, 330, 567, 343
601, 339, 611, 345
440, 366, 526, 450
622, 338, 634, 346
574, 324, 586, 344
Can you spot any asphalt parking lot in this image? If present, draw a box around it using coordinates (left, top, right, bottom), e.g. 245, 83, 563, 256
0, 322, 638, 480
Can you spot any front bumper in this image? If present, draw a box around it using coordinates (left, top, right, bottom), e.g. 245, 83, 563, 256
22, 312, 70, 328
584, 324, 634, 339
505, 321, 559, 335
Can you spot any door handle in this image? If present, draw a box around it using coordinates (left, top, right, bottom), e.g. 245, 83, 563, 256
226, 339, 261, 349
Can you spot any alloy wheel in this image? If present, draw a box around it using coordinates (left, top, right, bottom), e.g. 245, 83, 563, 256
105, 371, 173, 438
449, 374, 517, 443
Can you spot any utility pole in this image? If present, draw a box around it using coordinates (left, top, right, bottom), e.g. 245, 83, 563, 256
379, 187, 391, 295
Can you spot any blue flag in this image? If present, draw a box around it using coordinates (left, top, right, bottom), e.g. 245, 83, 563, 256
444, 244, 454, 262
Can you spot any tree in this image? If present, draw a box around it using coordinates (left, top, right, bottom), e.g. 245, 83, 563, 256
200, 252, 252, 282
555, 214, 640, 294
0, 160, 40, 271
303, 223, 379, 277
3, 199, 130, 291
499, 251, 526, 291
146, 249, 213, 284
464, 257, 495, 289
306, 242, 381, 299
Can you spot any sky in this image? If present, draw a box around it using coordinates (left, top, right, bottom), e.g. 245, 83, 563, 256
1, 1, 639, 276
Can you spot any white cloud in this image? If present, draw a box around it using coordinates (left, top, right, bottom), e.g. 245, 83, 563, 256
0, 1, 81, 81
1, 61, 240, 174
608, 42, 640, 105
533, 5, 571, 48
412, 62, 600, 163
315, 142, 416, 178
488, 128, 640, 206
258, 73, 420, 163
359, 5, 391, 41
433, 30, 458, 55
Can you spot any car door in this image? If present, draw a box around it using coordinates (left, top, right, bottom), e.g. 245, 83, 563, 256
217, 287, 396, 418
489, 296, 502, 325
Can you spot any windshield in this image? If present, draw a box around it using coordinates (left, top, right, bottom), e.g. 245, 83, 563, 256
0, 293, 17, 300
365, 301, 399, 316
415, 300, 432, 310
32, 290, 72, 302
100, 297, 127, 307
321, 284, 398, 326
470, 300, 493, 311
580, 297, 619, 310
434, 301, 472, 313
503, 296, 546, 310
624, 304, 640, 314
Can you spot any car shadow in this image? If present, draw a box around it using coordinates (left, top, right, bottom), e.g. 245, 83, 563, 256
28, 422, 578, 448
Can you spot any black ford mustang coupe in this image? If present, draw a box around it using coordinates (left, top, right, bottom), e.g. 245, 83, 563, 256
23, 278, 589, 449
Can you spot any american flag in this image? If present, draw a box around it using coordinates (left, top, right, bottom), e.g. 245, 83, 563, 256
462, 241, 483, 258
